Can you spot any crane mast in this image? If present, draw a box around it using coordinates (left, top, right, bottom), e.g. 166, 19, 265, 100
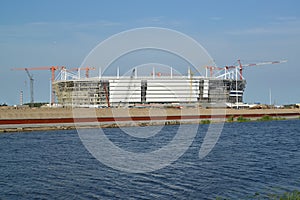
25, 68, 34, 107
12, 66, 65, 106
69, 67, 96, 78
208, 59, 287, 80
235, 59, 287, 80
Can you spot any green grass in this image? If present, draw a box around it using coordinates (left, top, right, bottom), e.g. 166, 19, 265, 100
279, 190, 300, 200
236, 116, 251, 122
164, 121, 180, 125
226, 115, 251, 123
200, 120, 211, 124
257, 115, 286, 122
227, 115, 234, 123
216, 190, 300, 200
255, 190, 300, 200
274, 117, 287, 121
257, 115, 273, 121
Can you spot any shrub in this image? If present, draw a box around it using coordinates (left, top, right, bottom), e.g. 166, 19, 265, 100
236, 116, 251, 122
257, 115, 273, 121
201, 120, 211, 124
227, 115, 234, 123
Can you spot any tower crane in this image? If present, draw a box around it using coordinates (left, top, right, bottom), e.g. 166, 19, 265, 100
25, 68, 34, 107
69, 67, 96, 78
118, 68, 136, 107
227, 59, 287, 80
12, 66, 65, 105
205, 66, 224, 78
125, 68, 136, 105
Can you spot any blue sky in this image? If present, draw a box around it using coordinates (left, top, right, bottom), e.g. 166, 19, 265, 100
1, 0, 299, 105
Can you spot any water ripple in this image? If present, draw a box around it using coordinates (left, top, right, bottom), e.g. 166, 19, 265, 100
0, 120, 299, 199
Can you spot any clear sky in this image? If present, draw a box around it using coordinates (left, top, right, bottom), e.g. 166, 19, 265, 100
0, 0, 299, 105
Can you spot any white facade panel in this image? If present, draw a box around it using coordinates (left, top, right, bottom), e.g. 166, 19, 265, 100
146, 90, 197, 94
147, 86, 198, 91
146, 94, 198, 98
109, 79, 141, 83
110, 90, 141, 94
109, 83, 141, 87
146, 98, 197, 102
110, 98, 141, 103
203, 80, 209, 98
109, 93, 141, 97
145, 80, 199, 103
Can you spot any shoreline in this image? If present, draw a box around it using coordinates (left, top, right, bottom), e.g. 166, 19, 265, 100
0, 107, 299, 133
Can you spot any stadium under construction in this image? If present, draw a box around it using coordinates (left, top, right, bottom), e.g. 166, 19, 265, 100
50, 59, 287, 108
11, 59, 284, 108
52, 66, 247, 108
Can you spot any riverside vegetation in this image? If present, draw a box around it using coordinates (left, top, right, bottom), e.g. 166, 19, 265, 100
216, 189, 300, 200
201, 115, 290, 125
226, 115, 287, 123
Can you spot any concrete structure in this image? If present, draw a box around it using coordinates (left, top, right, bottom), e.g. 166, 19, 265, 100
53, 74, 246, 107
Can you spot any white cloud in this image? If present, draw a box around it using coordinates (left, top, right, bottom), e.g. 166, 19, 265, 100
226, 17, 300, 36
226, 24, 300, 36
226, 27, 272, 35
135, 16, 184, 27
0, 20, 124, 42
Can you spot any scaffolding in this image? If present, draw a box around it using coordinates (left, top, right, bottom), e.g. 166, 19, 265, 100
53, 75, 246, 107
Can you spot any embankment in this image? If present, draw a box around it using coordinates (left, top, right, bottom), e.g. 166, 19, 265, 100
0, 107, 299, 132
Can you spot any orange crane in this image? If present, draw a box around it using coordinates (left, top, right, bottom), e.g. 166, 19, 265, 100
205, 66, 224, 77
226, 59, 287, 80
69, 66, 96, 78
12, 66, 65, 105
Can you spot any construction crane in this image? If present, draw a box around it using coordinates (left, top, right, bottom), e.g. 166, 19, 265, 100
227, 59, 287, 80
125, 68, 136, 105
205, 66, 224, 78
69, 67, 96, 78
25, 68, 34, 107
12, 66, 65, 105
118, 68, 136, 107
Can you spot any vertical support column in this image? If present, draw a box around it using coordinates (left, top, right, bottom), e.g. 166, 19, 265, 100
117, 67, 120, 79
269, 88, 272, 105
235, 66, 239, 109
20, 90, 23, 106
49, 79, 52, 107
78, 68, 81, 79
50, 66, 56, 105
238, 59, 243, 80
152, 67, 155, 79
99, 67, 102, 78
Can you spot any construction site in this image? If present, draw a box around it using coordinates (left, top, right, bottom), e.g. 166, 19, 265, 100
11, 60, 287, 108
2, 59, 299, 132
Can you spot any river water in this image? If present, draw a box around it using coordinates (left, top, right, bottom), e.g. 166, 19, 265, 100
0, 120, 299, 199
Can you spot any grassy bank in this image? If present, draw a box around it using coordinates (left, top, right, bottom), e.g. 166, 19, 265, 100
226, 115, 288, 123
0, 107, 299, 133
216, 190, 300, 200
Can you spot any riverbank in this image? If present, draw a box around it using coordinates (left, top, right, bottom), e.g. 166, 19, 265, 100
0, 107, 299, 132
